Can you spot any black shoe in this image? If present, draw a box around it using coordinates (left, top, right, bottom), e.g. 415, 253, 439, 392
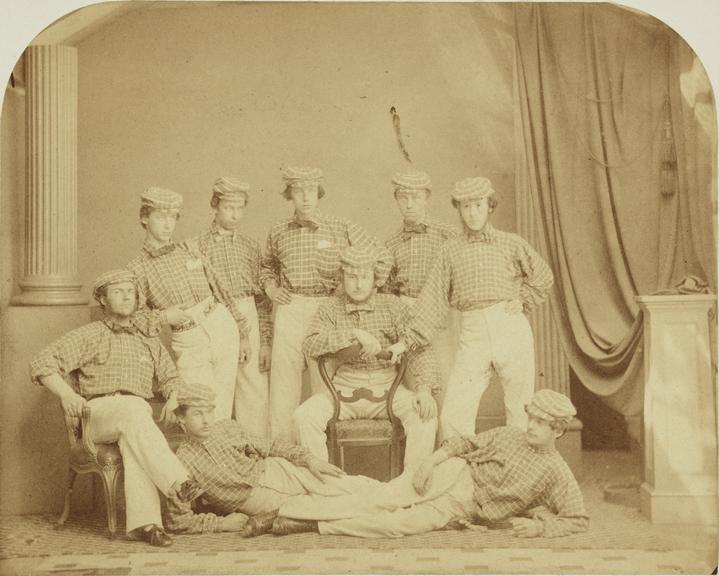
271, 516, 318, 536
240, 510, 279, 538
177, 479, 205, 503
132, 524, 173, 547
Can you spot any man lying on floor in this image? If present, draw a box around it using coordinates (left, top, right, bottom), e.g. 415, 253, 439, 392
165, 384, 381, 535
267, 389, 588, 538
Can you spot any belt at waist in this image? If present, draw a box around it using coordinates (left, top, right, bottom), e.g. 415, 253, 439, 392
172, 297, 217, 333
460, 299, 503, 312
87, 390, 145, 402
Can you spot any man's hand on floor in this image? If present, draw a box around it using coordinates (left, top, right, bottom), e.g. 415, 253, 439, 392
219, 512, 250, 533
510, 517, 543, 538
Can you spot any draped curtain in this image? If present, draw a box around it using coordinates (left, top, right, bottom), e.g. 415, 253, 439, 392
513, 4, 716, 415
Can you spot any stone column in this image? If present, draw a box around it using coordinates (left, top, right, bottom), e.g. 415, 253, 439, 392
637, 294, 717, 524
12, 45, 87, 305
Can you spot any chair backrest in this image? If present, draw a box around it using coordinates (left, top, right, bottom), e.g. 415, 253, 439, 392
317, 344, 408, 426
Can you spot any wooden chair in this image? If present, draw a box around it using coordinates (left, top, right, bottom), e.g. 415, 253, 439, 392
317, 344, 408, 480
56, 395, 123, 539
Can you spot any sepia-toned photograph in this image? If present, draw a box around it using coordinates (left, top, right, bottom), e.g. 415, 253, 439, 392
0, 0, 717, 574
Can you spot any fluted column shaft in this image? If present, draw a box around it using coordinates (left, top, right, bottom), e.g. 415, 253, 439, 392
13, 45, 87, 305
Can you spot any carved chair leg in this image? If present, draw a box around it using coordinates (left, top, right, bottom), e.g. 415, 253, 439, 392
99, 465, 122, 540
56, 468, 78, 529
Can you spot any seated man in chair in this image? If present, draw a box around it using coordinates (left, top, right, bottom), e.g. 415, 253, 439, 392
271, 390, 588, 538
29, 269, 201, 547
294, 245, 440, 471
166, 384, 382, 536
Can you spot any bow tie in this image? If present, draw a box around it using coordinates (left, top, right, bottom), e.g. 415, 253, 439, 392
291, 218, 319, 231
402, 223, 427, 241
105, 319, 139, 335
146, 243, 176, 258
345, 296, 375, 313
215, 228, 236, 240
467, 230, 494, 243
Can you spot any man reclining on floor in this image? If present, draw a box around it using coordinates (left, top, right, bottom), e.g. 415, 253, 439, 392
165, 384, 382, 536
267, 388, 589, 538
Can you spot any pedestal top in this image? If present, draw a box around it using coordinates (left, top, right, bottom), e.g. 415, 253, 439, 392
636, 294, 716, 307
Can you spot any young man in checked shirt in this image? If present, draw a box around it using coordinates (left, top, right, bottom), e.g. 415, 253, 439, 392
165, 383, 381, 536
127, 186, 250, 421
294, 244, 439, 469
191, 177, 272, 437
29, 269, 201, 547
389, 176, 554, 439
382, 170, 459, 410
269, 389, 588, 538
261, 166, 392, 441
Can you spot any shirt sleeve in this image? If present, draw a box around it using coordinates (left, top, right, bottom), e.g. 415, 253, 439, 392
302, 300, 356, 359
29, 325, 95, 387
440, 427, 500, 458
191, 246, 249, 337
165, 496, 223, 534
402, 247, 451, 350
260, 228, 281, 289
392, 299, 441, 395
152, 339, 182, 399
126, 258, 164, 335
515, 238, 554, 313
219, 420, 310, 466
252, 241, 273, 345
539, 464, 589, 537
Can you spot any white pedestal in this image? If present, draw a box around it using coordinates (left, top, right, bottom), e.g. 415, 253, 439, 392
637, 295, 717, 525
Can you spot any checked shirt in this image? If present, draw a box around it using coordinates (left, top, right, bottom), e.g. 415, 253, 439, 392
260, 211, 392, 296
30, 317, 181, 399
442, 426, 588, 537
195, 222, 272, 344
303, 292, 440, 395
404, 224, 553, 349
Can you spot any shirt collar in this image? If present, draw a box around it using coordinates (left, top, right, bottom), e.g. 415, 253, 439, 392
343, 292, 376, 313
290, 210, 323, 230
143, 240, 176, 258
465, 223, 497, 243
102, 315, 140, 335
211, 220, 237, 241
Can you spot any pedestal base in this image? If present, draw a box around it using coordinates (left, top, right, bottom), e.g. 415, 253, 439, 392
640, 482, 718, 525
12, 279, 88, 306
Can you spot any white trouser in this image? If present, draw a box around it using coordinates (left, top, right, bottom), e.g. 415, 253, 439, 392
279, 457, 476, 538
238, 457, 382, 517
269, 296, 328, 441
171, 302, 240, 421
293, 366, 437, 469
87, 395, 189, 533
441, 302, 535, 439
399, 296, 460, 415
233, 296, 269, 437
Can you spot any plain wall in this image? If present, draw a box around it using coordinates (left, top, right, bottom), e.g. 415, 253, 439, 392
76, 2, 516, 287
1, 2, 517, 515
